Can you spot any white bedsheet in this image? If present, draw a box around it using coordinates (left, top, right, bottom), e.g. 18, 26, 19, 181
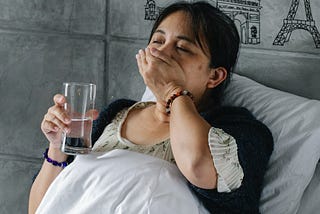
36, 149, 209, 214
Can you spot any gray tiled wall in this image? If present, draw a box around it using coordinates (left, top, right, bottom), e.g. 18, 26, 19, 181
0, 0, 106, 34
0, 1, 106, 213
107, 40, 145, 102
0, 0, 319, 213
0, 159, 41, 213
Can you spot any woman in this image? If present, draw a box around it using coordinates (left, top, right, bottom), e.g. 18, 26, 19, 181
29, 1, 273, 213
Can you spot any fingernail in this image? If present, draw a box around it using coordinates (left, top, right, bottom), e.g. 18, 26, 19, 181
58, 96, 64, 102
139, 49, 143, 54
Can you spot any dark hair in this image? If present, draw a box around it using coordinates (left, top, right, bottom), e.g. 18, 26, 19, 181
148, 1, 240, 108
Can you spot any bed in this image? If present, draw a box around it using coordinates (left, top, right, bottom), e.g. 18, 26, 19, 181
36, 73, 320, 214
35, 0, 320, 212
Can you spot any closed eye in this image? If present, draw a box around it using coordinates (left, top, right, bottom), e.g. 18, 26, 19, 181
177, 46, 190, 53
152, 40, 163, 44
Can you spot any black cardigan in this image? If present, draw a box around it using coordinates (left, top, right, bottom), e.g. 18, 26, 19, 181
90, 99, 274, 214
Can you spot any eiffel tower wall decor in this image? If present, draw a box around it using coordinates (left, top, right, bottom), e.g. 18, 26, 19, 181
144, 0, 263, 45
273, 0, 320, 48
142, 0, 319, 51
210, 0, 262, 45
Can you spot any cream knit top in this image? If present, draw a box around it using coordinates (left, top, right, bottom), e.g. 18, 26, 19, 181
92, 102, 243, 193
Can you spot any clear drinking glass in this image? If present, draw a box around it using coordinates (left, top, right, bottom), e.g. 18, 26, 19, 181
60, 82, 96, 155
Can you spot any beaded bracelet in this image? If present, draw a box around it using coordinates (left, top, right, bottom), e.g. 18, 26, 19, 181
165, 90, 194, 114
43, 148, 68, 169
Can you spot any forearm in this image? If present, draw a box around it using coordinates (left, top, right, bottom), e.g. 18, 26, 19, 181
169, 95, 217, 189
29, 147, 67, 214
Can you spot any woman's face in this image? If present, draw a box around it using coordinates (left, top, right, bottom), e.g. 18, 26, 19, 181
148, 11, 214, 101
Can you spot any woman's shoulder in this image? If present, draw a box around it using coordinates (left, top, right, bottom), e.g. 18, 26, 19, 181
201, 106, 254, 121
92, 99, 137, 143
192, 106, 274, 213
201, 106, 270, 134
201, 105, 274, 158
102, 99, 138, 114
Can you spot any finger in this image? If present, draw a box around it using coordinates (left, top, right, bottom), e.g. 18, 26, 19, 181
136, 50, 148, 82
44, 114, 69, 133
41, 119, 59, 134
145, 47, 164, 69
45, 110, 70, 132
145, 47, 162, 64
48, 104, 71, 124
146, 47, 171, 69
139, 49, 147, 65
144, 47, 152, 64
149, 47, 171, 64
86, 109, 99, 120
136, 52, 144, 74
53, 94, 66, 107
92, 110, 99, 120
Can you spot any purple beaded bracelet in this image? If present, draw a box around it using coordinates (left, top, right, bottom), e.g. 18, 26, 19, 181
43, 148, 68, 169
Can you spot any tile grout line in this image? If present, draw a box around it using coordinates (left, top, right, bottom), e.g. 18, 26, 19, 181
0, 153, 42, 164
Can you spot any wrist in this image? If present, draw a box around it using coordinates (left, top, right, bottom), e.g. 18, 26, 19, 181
154, 102, 170, 123
164, 86, 184, 101
165, 89, 194, 114
47, 146, 68, 162
43, 148, 68, 168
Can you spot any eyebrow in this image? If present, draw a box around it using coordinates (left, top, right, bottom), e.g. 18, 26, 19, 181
154, 29, 195, 44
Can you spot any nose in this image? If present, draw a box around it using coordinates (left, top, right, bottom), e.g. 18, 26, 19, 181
156, 42, 174, 58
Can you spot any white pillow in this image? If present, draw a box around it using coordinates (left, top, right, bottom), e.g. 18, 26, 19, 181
141, 86, 156, 102
222, 74, 320, 214
36, 150, 209, 214
141, 74, 320, 213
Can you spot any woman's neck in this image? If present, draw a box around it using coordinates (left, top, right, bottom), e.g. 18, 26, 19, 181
120, 102, 169, 146
152, 102, 170, 123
